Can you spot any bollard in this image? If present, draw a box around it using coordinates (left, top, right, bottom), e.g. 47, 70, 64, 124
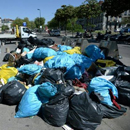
15, 41, 18, 46
2, 42, 5, 46
6, 48, 10, 53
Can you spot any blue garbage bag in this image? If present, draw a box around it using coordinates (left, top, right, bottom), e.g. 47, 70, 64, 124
34, 73, 42, 85
57, 51, 67, 55
7, 76, 17, 82
88, 77, 118, 106
85, 45, 105, 62
37, 82, 57, 103
33, 47, 57, 60
26, 52, 33, 59
65, 65, 83, 80
64, 54, 93, 80
22, 47, 30, 53
18, 64, 42, 75
58, 45, 72, 51
70, 54, 93, 69
44, 53, 75, 71
15, 85, 42, 118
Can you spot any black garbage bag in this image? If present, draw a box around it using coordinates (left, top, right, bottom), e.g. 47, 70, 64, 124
0, 82, 11, 103
67, 92, 103, 130
41, 93, 69, 127
15, 56, 34, 67
20, 39, 33, 50
124, 66, 130, 74
18, 40, 27, 51
0, 88, 3, 103
28, 36, 38, 45
114, 75, 130, 106
113, 66, 130, 78
100, 103, 127, 119
17, 43, 25, 50
55, 81, 75, 97
25, 73, 37, 85
2, 81, 27, 105
3, 53, 11, 62
41, 38, 55, 46
39, 68, 66, 84
90, 91, 127, 119
99, 66, 118, 76
18, 73, 37, 86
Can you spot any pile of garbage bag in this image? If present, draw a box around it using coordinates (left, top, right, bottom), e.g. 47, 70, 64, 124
0, 37, 129, 130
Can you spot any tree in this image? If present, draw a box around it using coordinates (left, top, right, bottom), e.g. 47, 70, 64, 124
73, 24, 84, 32
30, 21, 36, 29
66, 18, 84, 33
11, 17, 23, 27
47, 18, 59, 29
102, 0, 130, 30
34, 17, 45, 29
11, 17, 31, 28
23, 17, 31, 28
2, 25, 9, 31
102, 0, 130, 17
55, 5, 75, 34
76, 0, 102, 29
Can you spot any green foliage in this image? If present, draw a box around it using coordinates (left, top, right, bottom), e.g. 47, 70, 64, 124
102, 0, 130, 17
34, 17, 45, 28
55, 5, 76, 33
76, 0, 102, 19
11, 17, 45, 29
87, 23, 96, 28
30, 21, 36, 29
121, 17, 130, 25
74, 24, 84, 32
66, 18, 84, 32
23, 17, 31, 28
55, 5, 75, 22
11, 17, 23, 27
94, 30, 106, 34
47, 18, 59, 29
1, 25, 9, 31
66, 22, 72, 31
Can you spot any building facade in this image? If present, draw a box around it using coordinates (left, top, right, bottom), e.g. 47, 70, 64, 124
88, 10, 130, 31
76, 0, 130, 31
0, 17, 13, 32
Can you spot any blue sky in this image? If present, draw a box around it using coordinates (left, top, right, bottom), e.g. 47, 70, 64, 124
0, 0, 85, 24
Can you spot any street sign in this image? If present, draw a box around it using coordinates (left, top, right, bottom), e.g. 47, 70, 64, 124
23, 22, 26, 26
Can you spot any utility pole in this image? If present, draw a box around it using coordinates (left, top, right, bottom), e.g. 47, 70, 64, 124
37, 9, 41, 33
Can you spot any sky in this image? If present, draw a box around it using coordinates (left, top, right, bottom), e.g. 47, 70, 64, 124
0, 0, 86, 24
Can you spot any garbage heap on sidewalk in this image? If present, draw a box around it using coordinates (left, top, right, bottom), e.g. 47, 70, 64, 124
0, 37, 129, 130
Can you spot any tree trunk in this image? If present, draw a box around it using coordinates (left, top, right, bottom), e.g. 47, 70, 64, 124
106, 15, 108, 32
65, 20, 67, 36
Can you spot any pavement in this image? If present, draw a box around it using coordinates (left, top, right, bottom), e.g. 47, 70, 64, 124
0, 37, 130, 130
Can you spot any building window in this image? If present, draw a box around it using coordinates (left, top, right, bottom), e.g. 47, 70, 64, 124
124, 11, 127, 15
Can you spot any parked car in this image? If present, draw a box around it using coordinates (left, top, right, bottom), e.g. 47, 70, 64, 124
49, 30, 60, 36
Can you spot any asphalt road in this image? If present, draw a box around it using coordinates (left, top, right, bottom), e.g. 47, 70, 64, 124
0, 34, 130, 130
